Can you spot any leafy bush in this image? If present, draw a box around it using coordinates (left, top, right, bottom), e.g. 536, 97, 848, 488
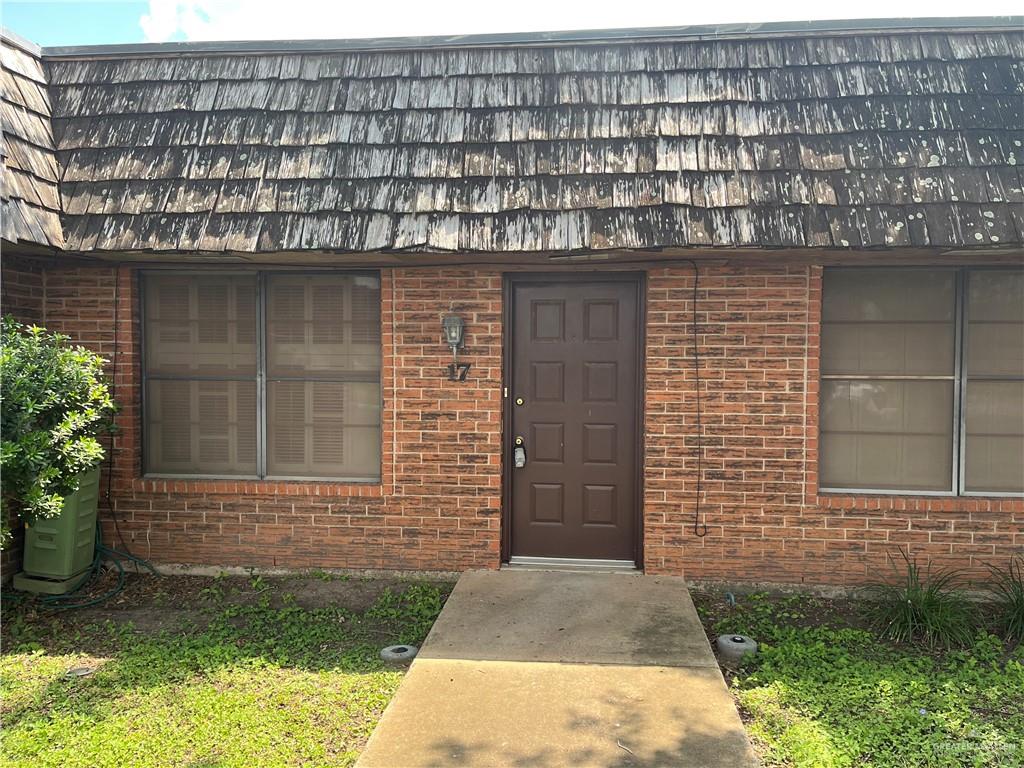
862, 550, 974, 649
0, 317, 116, 546
987, 554, 1024, 641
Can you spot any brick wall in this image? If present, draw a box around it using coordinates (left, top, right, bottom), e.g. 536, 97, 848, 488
28, 257, 1023, 584
43, 264, 503, 572
645, 263, 1023, 585
0, 254, 47, 580
1, 254, 45, 324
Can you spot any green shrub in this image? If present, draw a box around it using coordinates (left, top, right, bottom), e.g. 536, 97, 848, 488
0, 316, 116, 546
987, 554, 1024, 641
863, 550, 974, 649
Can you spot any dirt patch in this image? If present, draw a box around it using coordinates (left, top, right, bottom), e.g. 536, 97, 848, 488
273, 575, 432, 612
690, 588, 875, 636
3, 570, 455, 644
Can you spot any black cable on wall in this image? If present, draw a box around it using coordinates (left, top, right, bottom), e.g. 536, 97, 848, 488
684, 260, 708, 538
105, 266, 135, 558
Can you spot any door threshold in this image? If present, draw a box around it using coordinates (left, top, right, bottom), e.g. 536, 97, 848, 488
504, 556, 639, 573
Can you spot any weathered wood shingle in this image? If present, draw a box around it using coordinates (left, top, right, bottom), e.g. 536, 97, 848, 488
4, 24, 1024, 253
1, 36, 63, 248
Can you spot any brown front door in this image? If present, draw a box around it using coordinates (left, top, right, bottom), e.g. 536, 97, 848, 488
508, 275, 641, 562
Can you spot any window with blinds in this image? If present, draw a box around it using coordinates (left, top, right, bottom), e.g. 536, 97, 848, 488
820, 268, 1023, 496
963, 270, 1024, 493
143, 272, 381, 480
265, 275, 381, 478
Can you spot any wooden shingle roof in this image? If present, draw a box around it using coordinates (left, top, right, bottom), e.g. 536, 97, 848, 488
4, 20, 1024, 254
1, 34, 63, 248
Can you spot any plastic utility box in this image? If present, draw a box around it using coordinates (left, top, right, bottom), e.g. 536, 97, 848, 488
13, 466, 101, 594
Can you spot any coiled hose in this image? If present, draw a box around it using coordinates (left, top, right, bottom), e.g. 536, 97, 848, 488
36, 522, 158, 610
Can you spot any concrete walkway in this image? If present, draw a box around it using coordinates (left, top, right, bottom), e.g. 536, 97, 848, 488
357, 570, 758, 768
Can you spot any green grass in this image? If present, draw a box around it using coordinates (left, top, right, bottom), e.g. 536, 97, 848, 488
697, 592, 1024, 768
1, 581, 448, 768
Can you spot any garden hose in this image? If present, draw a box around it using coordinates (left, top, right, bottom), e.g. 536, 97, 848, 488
38, 522, 158, 611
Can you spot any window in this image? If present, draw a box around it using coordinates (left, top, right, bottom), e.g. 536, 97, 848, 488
143, 272, 381, 481
820, 268, 1023, 496
963, 270, 1024, 493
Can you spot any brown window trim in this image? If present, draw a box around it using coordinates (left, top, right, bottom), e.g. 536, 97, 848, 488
814, 491, 1024, 513
132, 477, 384, 497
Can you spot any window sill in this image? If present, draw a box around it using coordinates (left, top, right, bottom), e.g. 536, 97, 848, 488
132, 477, 384, 497
818, 488, 957, 498
815, 491, 1023, 508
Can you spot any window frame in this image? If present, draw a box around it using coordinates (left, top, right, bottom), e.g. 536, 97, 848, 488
819, 265, 1023, 499
140, 268, 383, 483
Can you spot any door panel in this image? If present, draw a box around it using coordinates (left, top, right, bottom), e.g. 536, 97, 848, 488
510, 278, 640, 561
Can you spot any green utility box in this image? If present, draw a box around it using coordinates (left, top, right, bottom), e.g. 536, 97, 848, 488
14, 466, 101, 594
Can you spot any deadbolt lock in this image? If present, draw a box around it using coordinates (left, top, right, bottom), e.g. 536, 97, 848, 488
515, 397, 524, 406
514, 436, 524, 445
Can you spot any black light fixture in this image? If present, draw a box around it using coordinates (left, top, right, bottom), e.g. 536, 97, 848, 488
442, 314, 470, 381
441, 314, 464, 360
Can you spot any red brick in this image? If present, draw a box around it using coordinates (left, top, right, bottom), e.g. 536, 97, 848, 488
3, 258, 1018, 585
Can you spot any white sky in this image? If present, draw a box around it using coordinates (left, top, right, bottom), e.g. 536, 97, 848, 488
138, 0, 1023, 43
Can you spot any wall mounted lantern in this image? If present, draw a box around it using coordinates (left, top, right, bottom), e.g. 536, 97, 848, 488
442, 314, 464, 358
442, 314, 470, 381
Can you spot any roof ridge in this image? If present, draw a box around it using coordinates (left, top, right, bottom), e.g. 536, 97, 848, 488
0, 26, 42, 57
36, 16, 1024, 59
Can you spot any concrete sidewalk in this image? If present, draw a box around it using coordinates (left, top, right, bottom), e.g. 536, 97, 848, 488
357, 570, 758, 768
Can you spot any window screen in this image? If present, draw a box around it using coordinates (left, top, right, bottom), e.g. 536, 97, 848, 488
143, 274, 258, 475
820, 269, 956, 492
265, 275, 381, 478
821, 267, 1024, 496
963, 270, 1024, 493
143, 272, 381, 480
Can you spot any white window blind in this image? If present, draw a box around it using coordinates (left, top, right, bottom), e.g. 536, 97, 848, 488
963, 270, 1024, 493
821, 268, 1023, 496
820, 269, 955, 492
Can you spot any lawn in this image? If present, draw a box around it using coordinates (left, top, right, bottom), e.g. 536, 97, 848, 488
693, 590, 1024, 768
6, 574, 1023, 768
1, 573, 451, 768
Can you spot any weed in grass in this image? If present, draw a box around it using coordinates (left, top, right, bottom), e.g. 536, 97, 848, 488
862, 550, 974, 649
366, 583, 447, 643
198, 584, 223, 602
306, 569, 352, 582
734, 630, 1024, 768
696, 590, 1024, 768
710, 592, 817, 646
1, 581, 451, 768
986, 554, 1024, 642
